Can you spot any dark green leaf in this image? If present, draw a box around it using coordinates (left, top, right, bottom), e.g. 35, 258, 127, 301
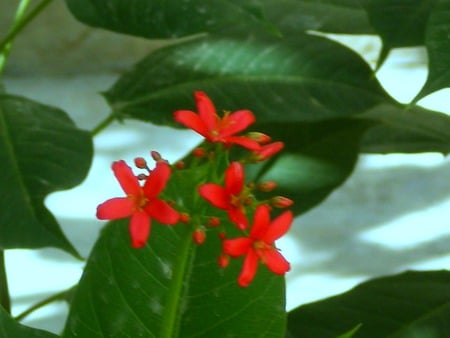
287, 270, 450, 338
359, 103, 450, 154
0, 306, 58, 338
63, 166, 286, 337
415, 0, 450, 100
105, 32, 388, 125
64, 0, 271, 39
0, 94, 93, 255
246, 119, 371, 215
261, 0, 373, 35
364, 0, 437, 68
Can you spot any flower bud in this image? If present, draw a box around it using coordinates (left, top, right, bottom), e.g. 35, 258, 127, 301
137, 173, 148, 181
134, 157, 148, 169
179, 212, 191, 224
270, 196, 294, 208
258, 181, 277, 192
151, 150, 163, 162
246, 132, 271, 144
217, 253, 229, 268
192, 228, 206, 245
207, 217, 220, 227
193, 147, 206, 158
175, 161, 185, 169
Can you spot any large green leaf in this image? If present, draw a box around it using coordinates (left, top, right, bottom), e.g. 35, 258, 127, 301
415, 0, 450, 100
64, 0, 271, 39
104, 32, 388, 124
0, 306, 58, 338
0, 94, 93, 255
359, 103, 450, 154
364, 0, 437, 68
63, 220, 286, 337
287, 270, 450, 338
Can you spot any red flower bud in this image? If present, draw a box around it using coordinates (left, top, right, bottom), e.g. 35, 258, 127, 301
192, 228, 206, 245
175, 161, 185, 169
218, 231, 227, 240
207, 217, 220, 227
258, 181, 277, 192
270, 196, 294, 208
134, 157, 148, 169
217, 253, 230, 268
179, 212, 191, 224
151, 150, 163, 162
193, 147, 206, 158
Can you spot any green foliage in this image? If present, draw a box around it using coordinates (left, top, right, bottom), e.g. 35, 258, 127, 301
0, 94, 92, 255
63, 217, 286, 337
286, 271, 450, 338
0, 0, 449, 337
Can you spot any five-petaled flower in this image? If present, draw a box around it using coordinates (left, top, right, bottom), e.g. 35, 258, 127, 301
96, 160, 179, 248
174, 91, 260, 150
222, 204, 292, 287
199, 161, 251, 230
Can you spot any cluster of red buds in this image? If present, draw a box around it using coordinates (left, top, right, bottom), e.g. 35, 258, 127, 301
97, 91, 294, 287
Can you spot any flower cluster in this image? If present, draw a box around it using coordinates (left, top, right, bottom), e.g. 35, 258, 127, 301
97, 91, 294, 287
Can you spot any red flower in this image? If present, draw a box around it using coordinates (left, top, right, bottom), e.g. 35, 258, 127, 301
198, 161, 250, 230
174, 91, 260, 149
96, 160, 179, 248
223, 205, 292, 287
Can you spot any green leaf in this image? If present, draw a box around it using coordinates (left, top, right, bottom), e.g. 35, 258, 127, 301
262, 0, 373, 35
64, 0, 271, 39
0, 306, 58, 338
63, 163, 286, 337
246, 119, 372, 215
415, 0, 450, 100
0, 94, 93, 255
364, 0, 437, 68
105, 32, 388, 125
358, 103, 450, 154
287, 270, 450, 338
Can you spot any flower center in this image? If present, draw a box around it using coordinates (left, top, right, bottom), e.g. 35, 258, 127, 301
129, 193, 149, 211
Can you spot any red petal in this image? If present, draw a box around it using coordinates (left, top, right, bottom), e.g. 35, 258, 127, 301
195, 91, 217, 131
238, 250, 259, 287
143, 162, 171, 199
260, 249, 290, 275
198, 184, 230, 209
225, 162, 244, 195
228, 208, 248, 230
129, 210, 151, 248
223, 237, 252, 257
220, 110, 255, 138
249, 205, 271, 239
96, 197, 133, 220
174, 110, 208, 137
145, 199, 179, 224
112, 160, 141, 195
225, 136, 260, 150
254, 141, 284, 160
263, 210, 293, 243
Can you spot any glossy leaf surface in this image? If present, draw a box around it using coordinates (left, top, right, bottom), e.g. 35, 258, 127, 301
64, 0, 270, 39
0, 94, 92, 254
287, 271, 450, 338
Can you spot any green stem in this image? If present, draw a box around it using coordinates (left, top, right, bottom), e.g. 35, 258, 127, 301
159, 234, 195, 338
0, 251, 10, 314
91, 114, 117, 136
14, 285, 75, 322
0, 0, 54, 74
